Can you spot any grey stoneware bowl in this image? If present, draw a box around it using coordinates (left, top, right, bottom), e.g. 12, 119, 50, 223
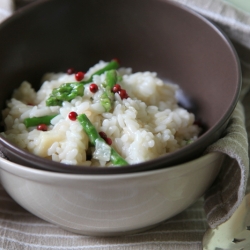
0, 0, 241, 175
0, 152, 225, 236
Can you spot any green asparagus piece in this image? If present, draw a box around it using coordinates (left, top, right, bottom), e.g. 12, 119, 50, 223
100, 70, 118, 112
103, 69, 118, 89
81, 60, 119, 85
186, 139, 194, 145
78, 114, 101, 145
45, 60, 119, 107
110, 148, 128, 166
24, 114, 58, 128
100, 92, 112, 112
118, 75, 123, 82
46, 82, 84, 106
77, 113, 128, 166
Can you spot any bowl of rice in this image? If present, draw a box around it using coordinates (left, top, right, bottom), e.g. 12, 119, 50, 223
0, 0, 240, 236
0, 0, 240, 175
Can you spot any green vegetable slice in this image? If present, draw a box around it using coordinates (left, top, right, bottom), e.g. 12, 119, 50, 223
24, 114, 58, 128
77, 113, 128, 166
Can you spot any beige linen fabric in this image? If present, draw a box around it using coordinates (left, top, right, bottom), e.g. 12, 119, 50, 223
0, 0, 249, 249
175, 0, 250, 49
204, 103, 248, 228
0, 0, 13, 22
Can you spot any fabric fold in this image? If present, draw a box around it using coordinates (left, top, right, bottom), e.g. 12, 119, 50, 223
204, 102, 249, 228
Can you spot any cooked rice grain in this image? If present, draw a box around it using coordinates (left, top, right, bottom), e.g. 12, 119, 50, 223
1, 61, 200, 167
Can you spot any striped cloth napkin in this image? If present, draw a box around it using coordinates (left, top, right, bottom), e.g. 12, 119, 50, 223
0, 0, 249, 249
0, 0, 13, 22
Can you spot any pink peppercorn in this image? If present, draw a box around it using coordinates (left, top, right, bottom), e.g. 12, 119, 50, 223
68, 111, 78, 121
75, 71, 85, 81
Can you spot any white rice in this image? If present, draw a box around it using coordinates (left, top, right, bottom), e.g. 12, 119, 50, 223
1, 61, 200, 167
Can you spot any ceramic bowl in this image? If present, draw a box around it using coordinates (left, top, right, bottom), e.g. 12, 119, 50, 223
0, 152, 224, 236
0, 0, 241, 174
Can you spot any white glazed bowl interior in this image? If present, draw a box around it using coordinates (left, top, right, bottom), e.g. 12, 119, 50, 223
0, 152, 224, 236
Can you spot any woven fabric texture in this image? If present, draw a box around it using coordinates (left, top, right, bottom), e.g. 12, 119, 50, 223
0, 0, 249, 249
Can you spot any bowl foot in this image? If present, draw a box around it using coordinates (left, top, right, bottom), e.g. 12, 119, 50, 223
58, 222, 164, 237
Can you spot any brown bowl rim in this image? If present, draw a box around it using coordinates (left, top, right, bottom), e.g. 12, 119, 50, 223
0, 0, 241, 174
